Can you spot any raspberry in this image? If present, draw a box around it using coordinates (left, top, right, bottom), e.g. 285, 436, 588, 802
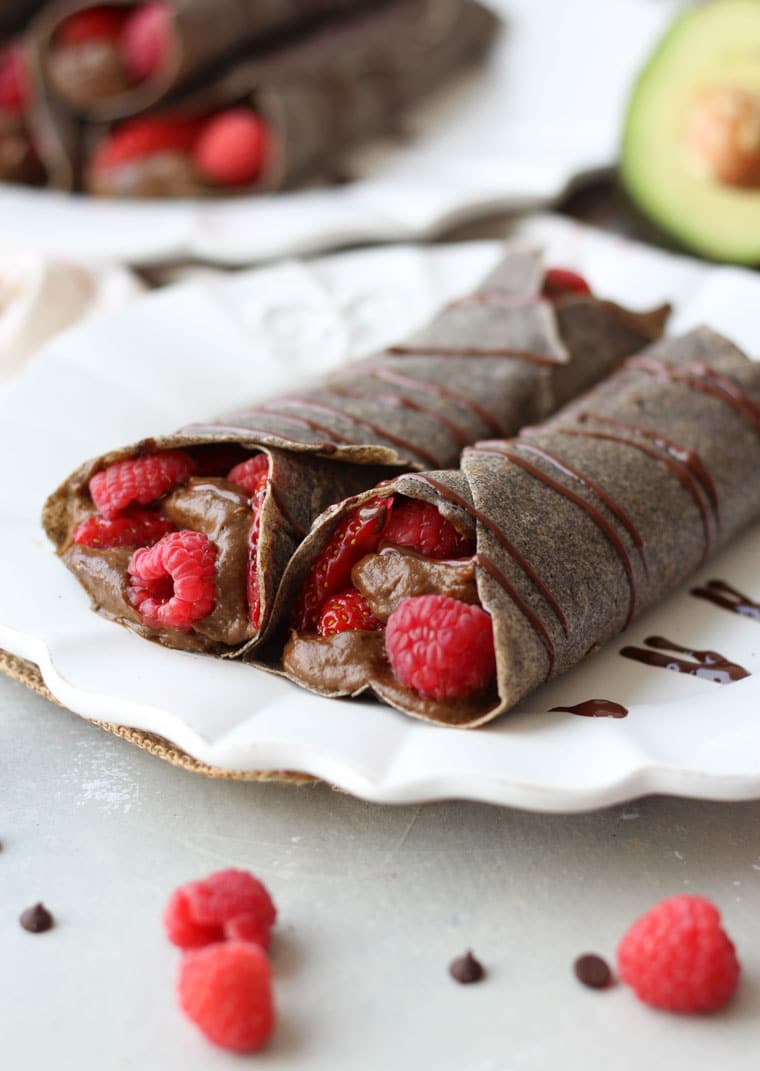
0, 46, 29, 113
227, 454, 269, 496
293, 497, 393, 632
90, 116, 203, 174
164, 868, 276, 951
317, 589, 382, 636
89, 450, 194, 518
617, 895, 740, 1013
177, 941, 274, 1053
73, 508, 175, 548
128, 530, 216, 630
542, 267, 592, 300
56, 6, 128, 46
385, 595, 496, 701
193, 109, 269, 187
382, 498, 473, 560
121, 2, 170, 81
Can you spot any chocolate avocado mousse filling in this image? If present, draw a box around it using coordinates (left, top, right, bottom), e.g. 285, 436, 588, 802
64, 473, 259, 653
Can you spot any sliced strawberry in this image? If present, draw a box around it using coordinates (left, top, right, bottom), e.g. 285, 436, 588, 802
246, 490, 266, 630
73, 509, 175, 548
90, 115, 204, 174
542, 267, 592, 300
293, 497, 393, 632
56, 6, 129, 47
0, 46, 29, 113
317, 589, 382, 636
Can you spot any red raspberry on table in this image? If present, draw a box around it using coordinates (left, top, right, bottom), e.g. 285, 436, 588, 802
317, 588, 382, 636
193, 109, 269, 187
0, 46, 29, 113
542, 267, 592, 300
227, 454, 269, 496
382, 497, 473, 560
73, 508, 175, 548
617, 895, 740, 1013
293, 497, 393, 632
385, 595, 496, 701
121, 2, 170, 81
90, 117, 204, 174
164, 868, 277, 951
178, 941, 274, 1053
128, 529, 216, 630
56, 6, 128, 46
89, 450, 194, 518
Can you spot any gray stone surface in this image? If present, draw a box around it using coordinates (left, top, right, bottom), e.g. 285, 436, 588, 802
3, 673, 760, 1070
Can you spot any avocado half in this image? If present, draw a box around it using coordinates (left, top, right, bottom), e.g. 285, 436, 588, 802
621, 0, 760, 264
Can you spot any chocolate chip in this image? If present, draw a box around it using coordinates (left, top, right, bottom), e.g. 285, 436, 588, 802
19, 903, 54, 934
573, 953, 612, 989
449, 950, 485, 984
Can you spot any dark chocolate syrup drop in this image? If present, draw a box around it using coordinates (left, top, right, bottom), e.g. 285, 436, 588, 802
550, 700, 628, 718
19, 902, 54, 933
449, 950, 486, 984
620, 636, 749, 684
691, 580, 760, 623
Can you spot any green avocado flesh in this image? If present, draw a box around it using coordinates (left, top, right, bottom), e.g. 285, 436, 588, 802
622, 0, 760, 263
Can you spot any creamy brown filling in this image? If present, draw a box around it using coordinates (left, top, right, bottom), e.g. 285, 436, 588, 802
88, 151, 209, 198
48, 40, 132, 107
64, 475, 257, 653
283, 545, 493, 717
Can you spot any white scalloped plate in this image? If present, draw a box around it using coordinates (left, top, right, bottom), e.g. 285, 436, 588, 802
0, 0, 685, 265
1, 214, 759, 810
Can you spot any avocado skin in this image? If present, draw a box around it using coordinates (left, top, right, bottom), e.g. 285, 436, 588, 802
621, 0, 760, 266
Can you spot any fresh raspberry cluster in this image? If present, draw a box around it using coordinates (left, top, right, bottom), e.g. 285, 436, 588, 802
164, 869, 277, 1053
90, 450, 195, 518
128, 530, 217, 630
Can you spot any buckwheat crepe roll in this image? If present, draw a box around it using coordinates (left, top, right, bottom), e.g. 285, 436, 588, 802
33, 0, 374, 119
26, 0, 498, 194
281, 327, 760, 726
43, 246, 668, 657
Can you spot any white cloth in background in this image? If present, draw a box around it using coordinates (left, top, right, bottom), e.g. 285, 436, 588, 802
0, 251, 142, 381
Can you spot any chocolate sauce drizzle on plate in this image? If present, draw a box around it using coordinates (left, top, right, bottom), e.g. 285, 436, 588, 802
620, 636, 749, 684
550, 700, 628, 718
691, 580, 760, 623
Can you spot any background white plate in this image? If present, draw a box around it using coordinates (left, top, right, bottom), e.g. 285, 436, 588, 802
1, 213, 759, 810
0, 0, 685, 265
